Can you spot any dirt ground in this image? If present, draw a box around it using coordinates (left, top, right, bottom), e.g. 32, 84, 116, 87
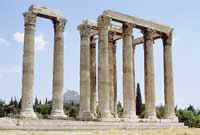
0, 128, 199, 135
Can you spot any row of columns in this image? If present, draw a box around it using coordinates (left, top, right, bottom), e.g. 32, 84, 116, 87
21, 12, 67, 119
79, 15, 177, 122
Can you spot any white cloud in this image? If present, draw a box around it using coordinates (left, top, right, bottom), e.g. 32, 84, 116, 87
13, 32, 24, 43
0, 38, 10, 46
14, 32, 47, 51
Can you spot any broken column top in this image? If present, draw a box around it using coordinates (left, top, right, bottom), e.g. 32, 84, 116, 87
27, 5, 67, 22
103, 10, 173, 35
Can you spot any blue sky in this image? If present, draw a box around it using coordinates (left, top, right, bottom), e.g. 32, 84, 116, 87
0, 0, 200, 108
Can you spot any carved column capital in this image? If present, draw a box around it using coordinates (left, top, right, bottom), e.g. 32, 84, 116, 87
78, 24, 92, 40
122, 23, 133, 37
23, 12, 37, 30
162, 32, 172, 46
97, 15, 111, 31
54, 20, 66, 33
142, 28, 155, 41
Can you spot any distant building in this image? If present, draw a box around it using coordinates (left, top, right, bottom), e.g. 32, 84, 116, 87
64, 90, 80, 104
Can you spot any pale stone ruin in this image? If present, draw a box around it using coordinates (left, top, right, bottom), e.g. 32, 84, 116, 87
78, 10, 178, 122
0, 5, 186, 130
20, 5, 67, 119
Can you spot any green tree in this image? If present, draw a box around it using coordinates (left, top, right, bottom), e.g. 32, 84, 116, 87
0, 100, 5, 117
45, 98, 48, 104
136, 83, 142, 116
34, 96, 39, 106
117, 101, 123, 117
156, 105, 165, 119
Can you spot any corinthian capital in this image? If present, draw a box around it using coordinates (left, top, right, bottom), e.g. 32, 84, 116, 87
78, 24, 92, 39
122, 23, 133, 37
142, 28, 155, 41
97, 15, 111, 31
54, 19, 66, 33
23, 12, 37, 27
163, 32, 173, 46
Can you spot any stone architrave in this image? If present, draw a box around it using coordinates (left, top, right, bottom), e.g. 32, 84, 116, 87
163, 33, 178, 122
51, 20, 67, 119
90, 36, 97, 117
20, 12, 37, 119
122, 23, 137, 120
78, 24, 94, 120
97, 15, 113, 120
143, 29, 157, 120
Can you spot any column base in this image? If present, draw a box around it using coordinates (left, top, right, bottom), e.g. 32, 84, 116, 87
165, 114, 179, 123
146, 116, 159, 122
98, 111, 116, 121
78, 111, 94, 121
121, 113, 138, 122
122, 111, 138, 118
50, 109, 68, 120
20, 108, 37, 119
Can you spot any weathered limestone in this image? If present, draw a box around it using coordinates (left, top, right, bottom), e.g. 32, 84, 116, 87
78, 24, 94, 120
21, 12, 37, 119
103, 10, 173, 35
143, 29, 157, 120
90, 36, 97, 117
163, 33, 178, 122
21, 5, 67, 119
108, 32, 115, 116
78, 10, 179, 124
97, 15, 113, 120
50, 20, 67, 119
112, 41, 118, 118
122, 23, 137, 120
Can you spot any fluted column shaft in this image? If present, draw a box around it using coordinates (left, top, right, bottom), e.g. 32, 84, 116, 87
90, 36, 97, 117
78, 24, 93, 120
122, 23, 137, 120
97, 15, 113, 120
113, 42, 118, 117
51, 20, 67, 119
21, 12, 37, 119
108, 32, 115, 116
163, 33, 178, 121
144, 29, 157, 119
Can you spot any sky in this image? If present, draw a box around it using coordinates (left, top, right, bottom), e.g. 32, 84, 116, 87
0, 0, 200, 109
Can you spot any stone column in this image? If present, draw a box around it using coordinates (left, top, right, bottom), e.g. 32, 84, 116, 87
163, 33, 178, 122
78, 24, 94, 120
97, 15, 113, 120
108, 32, 115, 116
51, 20, 67, 119
90, 36, 97, 117
113, 41, 118, 118
20, 12, 37, 119
143, 29, 157, 120
122, 23, 137, 120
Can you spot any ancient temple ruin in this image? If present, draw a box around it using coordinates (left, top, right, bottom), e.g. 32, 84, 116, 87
21, 5, 67, 119
78, 10, 178, 122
